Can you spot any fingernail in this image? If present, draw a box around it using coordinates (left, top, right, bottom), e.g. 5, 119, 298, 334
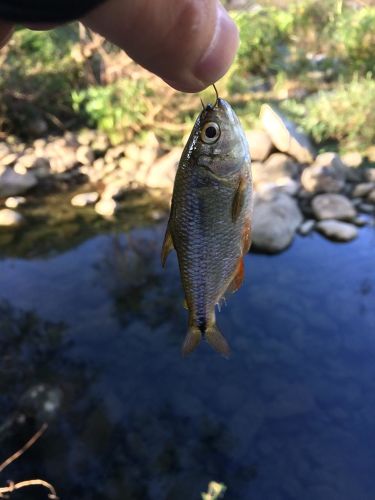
194, 2, 239, 85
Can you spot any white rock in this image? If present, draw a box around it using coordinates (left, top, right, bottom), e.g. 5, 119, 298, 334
143, 148, 181, 190
5, 196, 26, 208
253, 153, 299, 187
298, 219, 315, 236
341, 151, 363, 168
364, 169, 375, 182
352, 182, 374, 198
76, 145, 94, 165
246, 129, 273, 161
367, 189, 375, 204
359, 203, 374, 214
301, 153, 346, 193
71, 192, 99, 207
316, 220, 358, 242
315, 152, 345, 169
353, 215, 367, 227
275, 177, 300, 196
312, 194, 356, 221
0, 168, 38, 197
260, 104, 315, 163
31, 157, 51, 178
1, 153, 18, 166
0, 208, 24, 227
95, 198, 118, 217
252, 192, 303, 253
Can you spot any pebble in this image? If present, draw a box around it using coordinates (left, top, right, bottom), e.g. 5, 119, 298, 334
76, 145, 94, 165
71, 192, 99, 207
359, 203, 374, 214
0, 208, 24, 227
312, 193, 356, 221
352, 182, 374, 198
353, 215, 367, 227
298, 219, 315, 235
341, 151, 363, 168
301, 153, 346, 193
5, 196, 26, 208
367, 189, 375, 204
95, 198, 118, 217
316, 220, 358, 242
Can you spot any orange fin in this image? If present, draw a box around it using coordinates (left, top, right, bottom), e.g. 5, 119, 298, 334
232, 175, 247, 222
226, 258, 245, 294
181, 325, 201, 357
242, 217, 252, 254
205, 324, 231, 358
161, 226, 174, 267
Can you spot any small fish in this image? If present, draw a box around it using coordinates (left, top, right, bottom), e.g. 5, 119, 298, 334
162, 92, 252, 357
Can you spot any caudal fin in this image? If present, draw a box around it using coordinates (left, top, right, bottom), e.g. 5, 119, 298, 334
205, 324, 231, 358
181, 325, 202, 357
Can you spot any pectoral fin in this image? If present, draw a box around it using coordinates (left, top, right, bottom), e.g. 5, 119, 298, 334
161, 226, 174, 267
232, 175, 247, 222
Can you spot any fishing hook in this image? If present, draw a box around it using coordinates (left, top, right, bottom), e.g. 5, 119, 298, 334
213, 83, 219, 107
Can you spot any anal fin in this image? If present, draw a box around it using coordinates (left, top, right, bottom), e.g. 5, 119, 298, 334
161, 226, 174, 268
226, 258, 245, 294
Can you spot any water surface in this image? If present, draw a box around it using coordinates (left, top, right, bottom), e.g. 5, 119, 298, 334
0, 221, 374, 500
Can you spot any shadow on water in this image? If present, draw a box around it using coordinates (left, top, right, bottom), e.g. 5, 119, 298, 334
0, 194, 375, 499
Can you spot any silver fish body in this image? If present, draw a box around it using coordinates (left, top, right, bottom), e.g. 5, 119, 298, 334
162, 97, 252, 356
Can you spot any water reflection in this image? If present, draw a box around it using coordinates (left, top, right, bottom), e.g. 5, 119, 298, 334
0, 227, 374, 499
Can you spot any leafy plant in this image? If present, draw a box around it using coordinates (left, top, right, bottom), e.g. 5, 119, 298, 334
333, 7, 375, 74
234, 8, 293, 76
281, 74, 375, 151
72, 78, 153, 143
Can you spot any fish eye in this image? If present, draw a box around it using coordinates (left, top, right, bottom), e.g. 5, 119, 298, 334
201, 122, 220, 144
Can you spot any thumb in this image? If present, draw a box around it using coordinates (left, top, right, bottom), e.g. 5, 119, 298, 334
0, 19, 13, 48
82, 0, 239, 92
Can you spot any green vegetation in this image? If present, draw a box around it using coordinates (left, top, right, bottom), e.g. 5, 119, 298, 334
0, 1, 374, 152
72, 78, 153, 143
281, 75, 375, 152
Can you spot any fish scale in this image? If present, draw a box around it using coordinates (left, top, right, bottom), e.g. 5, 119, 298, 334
162, 97, 252, 356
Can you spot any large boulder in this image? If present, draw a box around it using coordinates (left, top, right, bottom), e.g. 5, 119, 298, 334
0, 167, 38, 197
312, 193, 356, 221
301, 152, 346, 193
246, 129, 273, 161
316, 220, 358, 242
143, 147, 181, 191
252, 192, 303, 253
253, 153, 299, 188
260, 104, 315, 164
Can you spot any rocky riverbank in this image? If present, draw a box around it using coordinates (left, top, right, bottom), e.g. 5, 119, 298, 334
0, 104, 374, 253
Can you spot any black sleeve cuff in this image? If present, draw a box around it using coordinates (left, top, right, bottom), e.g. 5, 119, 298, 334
0, 0, 105, 23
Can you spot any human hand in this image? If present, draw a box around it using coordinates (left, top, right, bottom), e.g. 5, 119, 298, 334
0, 0, 239, 93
